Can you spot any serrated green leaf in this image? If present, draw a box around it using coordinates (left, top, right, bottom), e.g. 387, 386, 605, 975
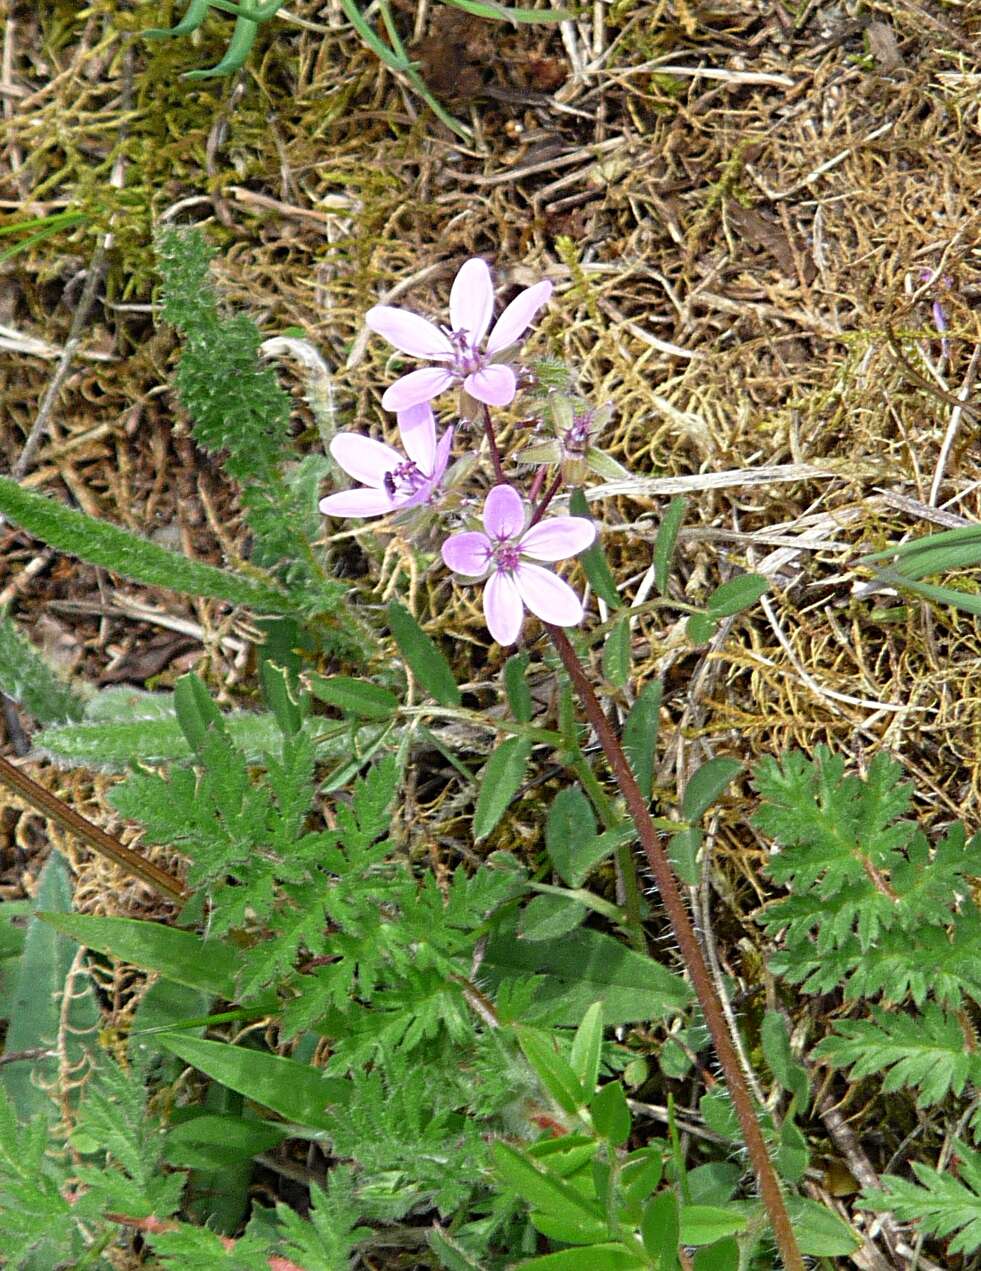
602, 616, 631, 688
667, 828, 701, 886
776, 1113, 810, 1184
518, 893, 588, 941
679, 1204, 746, 1245
164, 1112, 288, 1171
787, 1196, 860, 1256
387, 601, 460, 706
642, 1190, 680, 1265
492, 1141, 603, 1220
260, 661, 304, 736
692, 1238, 740, 1270
474, 736, 532, 840
306, 673, 398, 720
0, 615, 85, 723
429, 1227, 484, 1271
589, 1081, 631, 1145
569, 1001, 604, 1093
174, 672, 227, 753
761, 1010, 810, 1112
516, 1025, 587, 1114
504, 651, 533, 722
654, 497, 687, 596
545, 784, 600, 887
623, 680, 662, 801
686, 613, 717, 644
483, 922, 692, 1026
705, 573, 768, 617
155, 1034, 349, 1130
0, 476, 290, 611
528, 1208, 610, 1245
681, 757, 741, 821
699, 1091, 740, 1141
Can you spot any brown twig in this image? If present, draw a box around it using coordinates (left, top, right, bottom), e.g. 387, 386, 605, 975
0, 754, 188, 902
546, 625, 804, 1271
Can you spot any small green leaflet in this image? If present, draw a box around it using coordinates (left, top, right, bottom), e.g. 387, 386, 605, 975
474, 736, 532, 840
155, 1034, 349, 1130
307, 673, 398, 720
623, 680, 662, 801
681, 757, 741, 822
387, 601, 460, 706
653, 496, 687, 596
704, 573, 769, 617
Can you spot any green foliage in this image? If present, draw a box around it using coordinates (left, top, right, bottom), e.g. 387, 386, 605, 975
813, 1004, 980, 1107
0, 475, 289, 611
753, 747, 981, 1007
864, 1140, 981, 1256
1, 854, 100, 1123
0, 613, 85, 722
155, 226, 352, 624
755, 746, 981, 1258
860, 523, 981, 619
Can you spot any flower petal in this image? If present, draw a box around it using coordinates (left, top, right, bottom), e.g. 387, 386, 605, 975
449, 258, 494, 345
519, 515, 596, 562
442, 531, 492, 576
329, 433, 402, 487
430, 425, 455, 483
365, 306, 453, 358
483, 484, 526, 540
464, 363, 516, 406
319, 488, 402, 518
397, 402, 436, 472
514, 563, 585, 628
486, 279, 553, 354
382, 366, 456, 412
484, 569, 525, 646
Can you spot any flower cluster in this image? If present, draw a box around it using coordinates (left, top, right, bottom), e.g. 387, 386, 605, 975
320, 256, 607, 646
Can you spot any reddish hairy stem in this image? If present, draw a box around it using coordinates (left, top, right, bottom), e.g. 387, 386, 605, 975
480, 404, 506, 484
528, 470, 564, 526
545, 625, 804, 1271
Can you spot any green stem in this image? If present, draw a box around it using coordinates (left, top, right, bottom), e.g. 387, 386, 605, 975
545, 625, 804, 1271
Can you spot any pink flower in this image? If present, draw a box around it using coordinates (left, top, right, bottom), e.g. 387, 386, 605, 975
366, 258, 552, 413
319, 403, 453, 519
441, 484, 595, 645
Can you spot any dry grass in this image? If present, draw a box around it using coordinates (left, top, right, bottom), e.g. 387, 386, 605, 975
1, 0, 980, 1262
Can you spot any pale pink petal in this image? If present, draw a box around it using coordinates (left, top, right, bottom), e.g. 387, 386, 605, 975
397, 403, 436, 472
382, 366, 456, 412
449, 258, 494, 344
319, 488, 402, 518
483, 484, 525, 540
514, 563, 584, 628
442, 531, 492, 577
486, 279, 553, 354
519, 515, 597, 562
484, 569, 525, 646
430, 426, 455, 483
365, 306, 453, 358
329, 433, 402, 487
464, 364, 516, 406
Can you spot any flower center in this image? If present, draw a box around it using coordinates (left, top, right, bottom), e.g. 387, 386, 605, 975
492, 540, 522, 573
563, 412, 593, 457
446, 327, 485, 378
384, 459, 426, 500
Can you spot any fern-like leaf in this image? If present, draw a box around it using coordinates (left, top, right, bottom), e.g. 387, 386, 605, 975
814, 1004, 981, 1106
864, 1140, 981, 1256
